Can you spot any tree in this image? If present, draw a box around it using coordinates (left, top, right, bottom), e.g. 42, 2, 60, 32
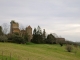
36, 26, 42, 35
12, 34, 26, 44
24, 33, 28, 43
0, 35, 8, 42
7, 33, 26, 44
32, 26, 43, 44
0, 26, 3, 35
33, 28, 37, 35
2, 23, 9, 34
46, 34, 56, 44
42, 29, 46, 43
31, 28, 37, 43
36, 26, 43, 43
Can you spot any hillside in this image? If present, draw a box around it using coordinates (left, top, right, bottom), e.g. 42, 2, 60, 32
0, 42, 80, 60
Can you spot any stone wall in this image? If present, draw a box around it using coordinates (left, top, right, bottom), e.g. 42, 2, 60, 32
10, 20, 20, 34
56, 38, 65, 43
26, 26, 32, 42
10, 20, 32, 42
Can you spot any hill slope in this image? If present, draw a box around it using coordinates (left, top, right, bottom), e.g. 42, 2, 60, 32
0, 43, 80, 60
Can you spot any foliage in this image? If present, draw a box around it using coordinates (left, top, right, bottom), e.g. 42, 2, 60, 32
8, 34, 26, 44
59, 42, 64, 46
42, 29, 46, 43
32, 33, 43, 44
65, 41, 74, 45
14, 32, 19, 35
12, 35, 26, 44
75, 42, 80, 47
36, 26, 42, 35
0, 26, 3, 35
46, 34, 56, 44
24, 33, 28, 42
32, 26, 44, 43
66, 45, 73, 52
0, 35, 8, 42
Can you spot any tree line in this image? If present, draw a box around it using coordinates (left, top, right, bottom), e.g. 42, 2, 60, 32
0, 24, 79, 47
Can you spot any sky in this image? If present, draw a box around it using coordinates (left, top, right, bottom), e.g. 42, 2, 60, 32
0, 0, 80, 42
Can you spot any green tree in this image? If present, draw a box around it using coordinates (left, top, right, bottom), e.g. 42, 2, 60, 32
8, 33, 26, 44
31, 28, 37, 43
46, 34, 56, 44
36, 26, 42, 35
42, 29, 46, 43
0, 35, 8, 42
12, 35, 25, 44
24, 33, 28, 43
33, 28, 37, 35
32, 26, 43, 43
0, 26, 3, 35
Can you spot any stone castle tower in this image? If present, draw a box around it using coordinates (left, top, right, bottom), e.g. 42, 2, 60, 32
10, 20, 20, 34
10, 20, 32, 42
26, 26, 32, 42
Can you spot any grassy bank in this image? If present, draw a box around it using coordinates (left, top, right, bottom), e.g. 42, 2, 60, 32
0, 42, 80, 60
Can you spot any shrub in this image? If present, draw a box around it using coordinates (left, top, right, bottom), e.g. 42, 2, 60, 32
0, 35, 8, 42
59, 43, 63, 46
66, 45, 73, 52
7, 34, 26, 44
46, 34, 56, 44
12, 35, 26, 44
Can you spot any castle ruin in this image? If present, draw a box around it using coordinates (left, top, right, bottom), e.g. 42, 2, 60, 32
10, 20, 20, 34
10, 20, 32, 42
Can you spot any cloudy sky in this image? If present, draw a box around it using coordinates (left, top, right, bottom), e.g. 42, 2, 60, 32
0, 0, 80, 42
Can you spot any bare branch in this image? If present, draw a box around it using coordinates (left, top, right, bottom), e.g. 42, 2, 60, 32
2, 23, 9, 34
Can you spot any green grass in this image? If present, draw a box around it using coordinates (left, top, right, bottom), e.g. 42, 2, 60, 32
0, 42, 80, 60
0, 55, 15, 60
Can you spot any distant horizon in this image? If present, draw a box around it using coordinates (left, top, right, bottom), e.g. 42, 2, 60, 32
0, 0, 80, 42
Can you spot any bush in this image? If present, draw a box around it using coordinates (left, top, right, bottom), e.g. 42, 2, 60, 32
7, 34, 26, 44
66, 45, 73, 52
12, 35, 26, 44
0, 35, 8, 42
46, 34, 56, 44
59, 43, 63, 46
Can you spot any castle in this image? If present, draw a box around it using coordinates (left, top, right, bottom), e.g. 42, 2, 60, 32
10, 20, 32, 42
0, 20, 65, 43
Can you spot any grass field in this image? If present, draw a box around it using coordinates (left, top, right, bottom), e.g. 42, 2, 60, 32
0, 42, 80, 60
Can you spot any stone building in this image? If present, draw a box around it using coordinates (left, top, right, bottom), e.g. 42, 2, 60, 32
10, 20, 32, 42
10, 20, 20, 34
56, 38, 65, 44
20, 26, 32, 42
26, 26, 32, 42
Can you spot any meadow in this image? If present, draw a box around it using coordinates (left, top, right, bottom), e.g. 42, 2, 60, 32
0, 42, 80, 60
